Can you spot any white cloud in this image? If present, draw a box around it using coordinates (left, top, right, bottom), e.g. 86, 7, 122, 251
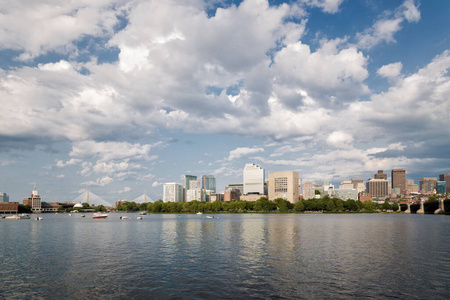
70, 140, 156, 162
0, 1, 120, 60
228, 147, 265, 161
301, 0, 344, 14
377, 62, 403, 80
326, 131, 354, 149
356, 0, 421, 49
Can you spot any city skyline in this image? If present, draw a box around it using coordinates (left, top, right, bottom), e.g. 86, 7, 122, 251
1, 0, 449, 205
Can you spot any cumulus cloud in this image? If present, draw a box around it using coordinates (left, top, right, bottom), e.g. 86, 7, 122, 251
356, 0, 420, 49
0, 1, 120, 60
228, 147, 265, 161
326, 131, 354, 149
377, 62, 403, 79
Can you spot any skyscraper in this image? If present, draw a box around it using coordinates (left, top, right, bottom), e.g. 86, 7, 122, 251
163, 183, 183, 202
391, 168, 406, 194
243, 163, 265, 195
268, 171, 299, 203
202, 175, 216, 193
374, 170, 387, 180
366, 179, 389, 198
184, 175, 197, 190
439, 174, 450, 193
420, 178, 437, 193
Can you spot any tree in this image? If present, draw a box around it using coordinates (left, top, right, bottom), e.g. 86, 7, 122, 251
326, 200, 336, 212
392, 203, 399, 212
382, 200, 392, 211
82, 202, 90, 209
18, 204, 32, 213
363, 201, 376, 211
294, 200, 305, 212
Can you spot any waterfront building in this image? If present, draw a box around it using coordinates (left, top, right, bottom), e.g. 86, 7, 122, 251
406, 179, 419, 193
334, 189, 358, 201
225, 183, 244, 195
243, 163, 265, 195
268, 171, 299, 203
224, 185, 242, 201
391, 169, 406, 195
22, 185, 42, 213
202, 175, 216, 193
374, 170, 387, 180
210, 194, 224, 202
366, 179, 389, 198
186, 188, 205, 202
0, 202, 19, 214
163, 183, 183, 202
0, 192, 9, 202
183, 175, 197, 201
419, 177, 437, 193
439, 174, 450, 193
437, 181, 446, 194
339, 180, 354, 189
302, 182, 315, 200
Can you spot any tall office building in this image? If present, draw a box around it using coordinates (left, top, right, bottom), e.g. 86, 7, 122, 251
391, 169, 406, 194
243, 163, 265, 195
202, 175, 216, 193
351, 178, 366, 194
303, 182, 315, 199
437, 181, 447, 194
405, 179, 418, 193
184, 175, 197, 190
0, 192, 9, 202
163, 183, 183, 203
268, 171, 299, 203
366, 179, 389, 198
374, 170, 387, 180
420, 178, 437, 193
439, 174, 450, 193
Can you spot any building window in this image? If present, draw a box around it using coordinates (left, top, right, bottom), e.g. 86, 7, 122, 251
275, 177, 288, 193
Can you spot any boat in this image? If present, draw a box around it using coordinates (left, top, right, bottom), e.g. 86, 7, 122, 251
81, 214, 86, 217
68, 213, 72, 216
119, 216, 129, 220
93, 212, 108, 219
137, 216, 143, 220
35, 217, 43, 221
206, 216, 214, 219
139, 211, 147, 215
4, 214, 30, 220
196, 212, 203, 215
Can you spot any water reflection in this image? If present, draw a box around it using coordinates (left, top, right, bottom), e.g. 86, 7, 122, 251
1, 213, 450, 299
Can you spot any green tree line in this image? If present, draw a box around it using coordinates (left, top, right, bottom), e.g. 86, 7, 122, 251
119, 196, 398, 213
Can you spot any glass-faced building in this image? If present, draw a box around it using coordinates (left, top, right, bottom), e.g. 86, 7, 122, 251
202, 175, 216, 193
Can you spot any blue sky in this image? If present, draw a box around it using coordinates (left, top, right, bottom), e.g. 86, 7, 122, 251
1, 0, 449, 205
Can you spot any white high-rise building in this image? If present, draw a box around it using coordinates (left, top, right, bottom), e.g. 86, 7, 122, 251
243, 163, 265, 195
163, 183, 183, 203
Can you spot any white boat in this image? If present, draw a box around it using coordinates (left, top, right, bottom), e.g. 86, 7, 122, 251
137, 216, 143, 220
4, 214, 30, 220
139, 212, 147, 215
206, 216, 214, 219
35, 217, 43, 221
119, 216, 129, 219
196, 212, 203, 215
93, 212, 108, 219
81, 214, 86, 218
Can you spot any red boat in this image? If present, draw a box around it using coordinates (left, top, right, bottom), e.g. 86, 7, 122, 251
92, 212, 109, 219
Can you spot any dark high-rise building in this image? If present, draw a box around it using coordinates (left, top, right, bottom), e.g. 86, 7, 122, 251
374, 170, 387, 180
439, 174, 450, 193
366, 179, 389, 198
391, 169, 406, 194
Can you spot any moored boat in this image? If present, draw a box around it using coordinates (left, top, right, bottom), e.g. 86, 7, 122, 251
93, 212, 108, 219
119, 216, 129, 219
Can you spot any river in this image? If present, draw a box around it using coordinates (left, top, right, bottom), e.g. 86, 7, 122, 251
1, 213, 449, 299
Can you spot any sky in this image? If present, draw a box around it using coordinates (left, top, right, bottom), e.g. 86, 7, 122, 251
1, 0, 449, 206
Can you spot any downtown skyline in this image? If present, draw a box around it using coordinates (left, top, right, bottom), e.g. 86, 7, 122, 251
1, 0, 450, 205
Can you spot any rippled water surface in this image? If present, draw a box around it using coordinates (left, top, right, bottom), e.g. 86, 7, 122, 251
1, 213, 450, 299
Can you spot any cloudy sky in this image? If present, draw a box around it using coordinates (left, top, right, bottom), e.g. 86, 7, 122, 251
1, 0, 449, 205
